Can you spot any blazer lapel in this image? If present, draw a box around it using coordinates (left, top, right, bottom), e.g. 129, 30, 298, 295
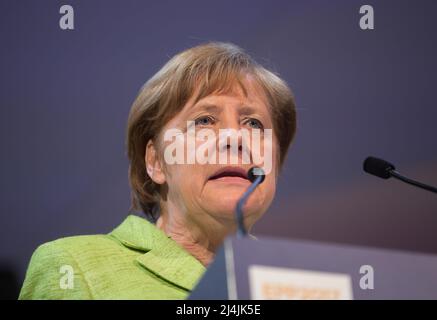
109, 215, 206, 291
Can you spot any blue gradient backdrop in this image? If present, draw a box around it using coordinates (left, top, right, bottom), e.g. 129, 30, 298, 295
1, 0, 436, 286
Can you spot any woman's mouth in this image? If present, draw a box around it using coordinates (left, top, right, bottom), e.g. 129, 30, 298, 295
208, 167, 251, 185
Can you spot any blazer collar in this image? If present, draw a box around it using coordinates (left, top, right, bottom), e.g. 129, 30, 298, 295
109, 215, 206, 291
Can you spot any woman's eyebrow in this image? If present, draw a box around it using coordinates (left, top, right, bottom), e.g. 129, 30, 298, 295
191, 103, 222, 114
239, 105, 271, 122
239, 105, 258, 115
189, 103, 268, 119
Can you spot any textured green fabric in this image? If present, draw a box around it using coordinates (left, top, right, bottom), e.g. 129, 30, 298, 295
19, 215, 206, 300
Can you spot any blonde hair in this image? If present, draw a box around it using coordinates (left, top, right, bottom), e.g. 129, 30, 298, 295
126, 42, 297, 220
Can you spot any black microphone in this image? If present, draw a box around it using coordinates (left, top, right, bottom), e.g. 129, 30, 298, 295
363, 156, 437, 194
236, 167, 265, 237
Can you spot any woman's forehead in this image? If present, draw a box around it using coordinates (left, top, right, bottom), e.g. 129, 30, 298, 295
186, 78, 269, 112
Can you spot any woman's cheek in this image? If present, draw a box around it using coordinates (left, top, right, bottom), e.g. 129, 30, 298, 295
262, 176, 276, 206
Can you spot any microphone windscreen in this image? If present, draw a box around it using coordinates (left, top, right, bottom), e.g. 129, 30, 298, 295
248, 167, 265, 184
363, 156, 396, 179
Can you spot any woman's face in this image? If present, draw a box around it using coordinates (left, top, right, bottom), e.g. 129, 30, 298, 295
152, 75, 278, 231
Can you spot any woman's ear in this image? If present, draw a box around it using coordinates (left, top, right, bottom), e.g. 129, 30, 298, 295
145, 139, 166, 184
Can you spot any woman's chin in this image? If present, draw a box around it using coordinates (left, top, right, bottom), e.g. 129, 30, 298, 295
202, 196, 259, 220
204, 179, 249, 196
201, 180, 263, 219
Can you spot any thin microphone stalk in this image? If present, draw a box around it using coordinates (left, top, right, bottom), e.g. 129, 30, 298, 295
236, 167, 265, 237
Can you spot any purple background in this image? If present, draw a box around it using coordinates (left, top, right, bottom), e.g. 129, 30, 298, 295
1, 0, 437, 289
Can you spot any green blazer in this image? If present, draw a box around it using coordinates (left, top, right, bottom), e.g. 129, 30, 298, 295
19, 215, 206, 299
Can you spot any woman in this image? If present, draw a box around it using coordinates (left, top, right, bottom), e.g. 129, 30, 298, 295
19, 42, 297, 299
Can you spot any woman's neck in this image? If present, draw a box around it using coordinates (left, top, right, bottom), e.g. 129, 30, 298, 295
156, 215, 215, 266
155, 202, 236, 267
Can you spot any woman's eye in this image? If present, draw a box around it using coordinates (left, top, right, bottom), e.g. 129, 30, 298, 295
245, 118, 264, 129
194, 115, 214, 126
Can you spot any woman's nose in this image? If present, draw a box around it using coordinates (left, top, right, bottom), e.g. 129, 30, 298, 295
220, 113, 241, 131
217, 116, 248, 162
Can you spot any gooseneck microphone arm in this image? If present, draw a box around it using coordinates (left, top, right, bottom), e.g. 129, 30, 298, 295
389, 170, 437, 194
236, 167, 265, 237
363, 156, 437, 194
